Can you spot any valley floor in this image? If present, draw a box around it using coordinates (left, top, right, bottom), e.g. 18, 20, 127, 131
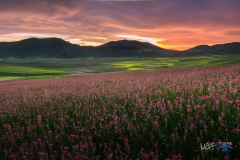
0, 54, 239, 81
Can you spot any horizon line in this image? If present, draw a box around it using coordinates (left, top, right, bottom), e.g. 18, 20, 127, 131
1, 36, 239, 51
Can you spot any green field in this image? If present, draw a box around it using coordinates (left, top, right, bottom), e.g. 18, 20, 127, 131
0, 54, 239, 81
105, 55, 240, 70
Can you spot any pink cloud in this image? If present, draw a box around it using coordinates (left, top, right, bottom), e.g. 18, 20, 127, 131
0, 0, 239, 50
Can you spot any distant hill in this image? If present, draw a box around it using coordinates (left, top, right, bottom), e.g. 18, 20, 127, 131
0, 38, 176, 59
95, 40, 177, 57
187, 45, 211, 52
177, 42, 240, 56
0, 38, 239, 59
0, 38, 95, 59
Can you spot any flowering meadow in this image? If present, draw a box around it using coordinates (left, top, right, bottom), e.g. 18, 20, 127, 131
0, 65, 240, 160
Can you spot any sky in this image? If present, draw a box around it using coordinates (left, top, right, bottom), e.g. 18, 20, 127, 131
0, 0, 240, 50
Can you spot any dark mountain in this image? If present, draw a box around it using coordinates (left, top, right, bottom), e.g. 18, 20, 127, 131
98, 40, 164, 50
187, 45, 211, 52
0, 38, 239, 59
177, 42, 240, 56
0, 38, 94, 59
95, 40, 177, 57
0, 38, 176, 59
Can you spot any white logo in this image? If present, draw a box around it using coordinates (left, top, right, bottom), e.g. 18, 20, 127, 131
200, 142, 218, 151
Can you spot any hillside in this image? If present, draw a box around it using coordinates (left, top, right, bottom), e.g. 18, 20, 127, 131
177, 42, 240, 56
0, 38, 175, 59
95, 40, 177, 57
0, 38, 240, 59
0, 38, 95, 59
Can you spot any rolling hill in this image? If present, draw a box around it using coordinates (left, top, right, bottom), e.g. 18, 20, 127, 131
178, 42, 240, 56
0, 38, 95, 59
0, 38, 239, 59
0, 38, 175, 59
95, 40, 177, 57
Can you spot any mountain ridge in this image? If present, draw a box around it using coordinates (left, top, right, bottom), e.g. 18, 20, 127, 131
0, 38, 239, 59
176, 42, 240, 56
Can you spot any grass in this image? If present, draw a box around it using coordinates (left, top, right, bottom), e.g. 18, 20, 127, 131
105, 55, 240, 70
0, 66, 65, 75
0, 76, 21, 81
0, 54, 239, 81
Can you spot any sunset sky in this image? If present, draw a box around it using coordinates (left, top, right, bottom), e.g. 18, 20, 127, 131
0, 0, 240, 50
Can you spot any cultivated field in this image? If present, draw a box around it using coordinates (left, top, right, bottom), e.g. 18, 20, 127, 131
0, 65, 239, 159
0, 54, 239, 81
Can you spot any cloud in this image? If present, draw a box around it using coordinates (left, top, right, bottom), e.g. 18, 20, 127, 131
225, 30, 240, 36
0, 0, 239, 49
117, 35, 166, 45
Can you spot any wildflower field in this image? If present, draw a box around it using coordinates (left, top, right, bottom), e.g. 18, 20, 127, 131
0, 65, 240, 160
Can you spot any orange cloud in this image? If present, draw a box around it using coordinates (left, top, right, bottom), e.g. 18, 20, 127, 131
0, 0, 240, 50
